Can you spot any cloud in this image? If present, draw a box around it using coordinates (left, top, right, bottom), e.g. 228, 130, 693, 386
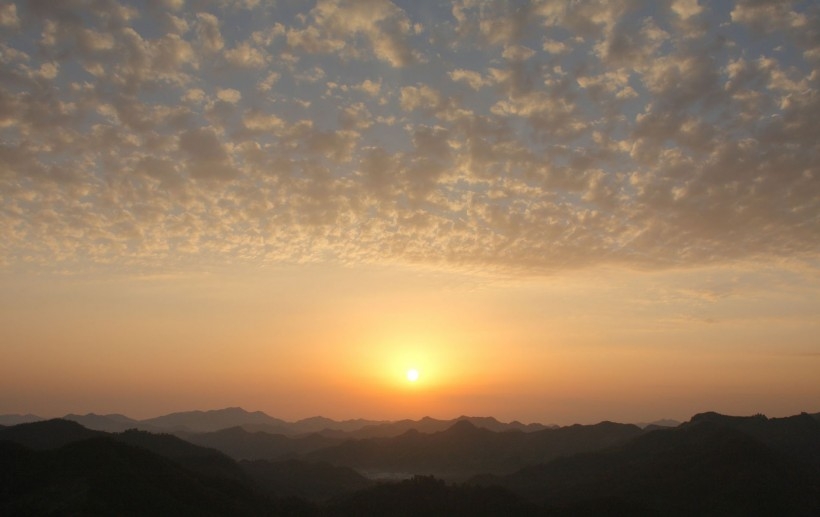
0, 0, 817, 275
257, 71, 280, 92
288, 0, 416, 67
196, 12, 224, 53
502, 45, 536, 61
400, 84, 442, 111
355, 78, 381, 96
224, 41, 268, 68
178, 128, 237, 180
216, 88, 242, 103
0, 4, 19, 28
671, 0, 703, 20
449, 69, 491, 90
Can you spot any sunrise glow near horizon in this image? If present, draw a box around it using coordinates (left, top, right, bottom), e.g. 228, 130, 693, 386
0, 0, 818, 426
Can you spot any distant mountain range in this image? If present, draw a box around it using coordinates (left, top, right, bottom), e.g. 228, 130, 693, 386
2, 410, 820, 515
5, 406, 669, 436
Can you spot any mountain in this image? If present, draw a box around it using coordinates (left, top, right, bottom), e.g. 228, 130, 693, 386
114, 428, 250, 484
474, 421, 820, 516
0, 418, 105, 449
0, 437, 285, 516
4, 410, 820, 515
684, 411, 820, 466
306, 419, 643, 479
3, 408, 553, 437
319, 415, 550, 439
0, 419, 247, 483
179, 426, 343, 461
140, 407, 289, 433
455, 416, 551, 433
64, 412, 141, 433
0, 419, 370, 510
0, 414, 42, 426
636, 418, 680, 429
242, 458, 373, 502
325, 475, 538, 517
283, 416, 389, 434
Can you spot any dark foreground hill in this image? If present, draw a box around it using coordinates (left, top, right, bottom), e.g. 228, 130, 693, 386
0, 438, 281, 516
324, 475, 537, 517
3, 412, 820, 515
0, 419, 247, 484
473, 421, 820, 516
0, 418, 105, 449
0, 420, 354, 513
684, 411, 820, 466
242, 458, 373, 501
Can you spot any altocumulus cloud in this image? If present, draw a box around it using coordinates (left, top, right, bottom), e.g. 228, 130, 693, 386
0, 0, 818, 273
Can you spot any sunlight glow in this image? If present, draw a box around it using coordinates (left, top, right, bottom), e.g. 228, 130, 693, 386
406, 368, 419, 382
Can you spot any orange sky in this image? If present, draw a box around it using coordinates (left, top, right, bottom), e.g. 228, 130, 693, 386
2, 262, 818, 424
1, 1, 819, 425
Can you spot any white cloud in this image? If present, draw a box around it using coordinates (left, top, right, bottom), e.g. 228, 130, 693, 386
448, 69, 490, 90
671, 0, 703, 20
182, 88, 206, 103
542, 38, 569, 54
196, 12, 224, 53
216, 88, 242, 103
257, 71, 281, 92
400, 84, 441, 111
289, 0, 416, 67
0, 3, 19, 28
224, 41, 268, 68
1, 0, 817, 275
502, 45, 536, 61
242, 111, 285, 131
355, 78, 381, 96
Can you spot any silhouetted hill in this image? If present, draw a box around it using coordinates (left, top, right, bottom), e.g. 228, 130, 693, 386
242, 458, 373, 502
636, 418, 680, 429
0, 419, 254, 486
685, 411, 820, 466
64, 412, 141, 433
114, 428, 249, 484
475, 421, 820, 516
282, 416, 389, 435
325, 475, 537, 517
454, 415, 550, 433
0, 418, 105, 449
180, 426, 343, 460
328, 415, 550, 439
0, 437, 281, 516
3, 408, 553, 437
141, 407, 289, 433
307, 419, 643, 479
4, 410, 820, 514
0, 419, 371, 510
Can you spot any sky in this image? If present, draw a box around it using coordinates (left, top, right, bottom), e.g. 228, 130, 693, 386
0, 0, 818, 425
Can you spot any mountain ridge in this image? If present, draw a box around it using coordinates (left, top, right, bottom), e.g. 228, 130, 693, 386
1, 407, 557, 437
3, 410, 820, 515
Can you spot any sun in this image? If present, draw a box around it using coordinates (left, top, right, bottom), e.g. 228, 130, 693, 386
406, 368, 420, 382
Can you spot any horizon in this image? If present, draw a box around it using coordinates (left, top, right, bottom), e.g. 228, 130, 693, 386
5, 404, 819, 429
1, 1, 819, 426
